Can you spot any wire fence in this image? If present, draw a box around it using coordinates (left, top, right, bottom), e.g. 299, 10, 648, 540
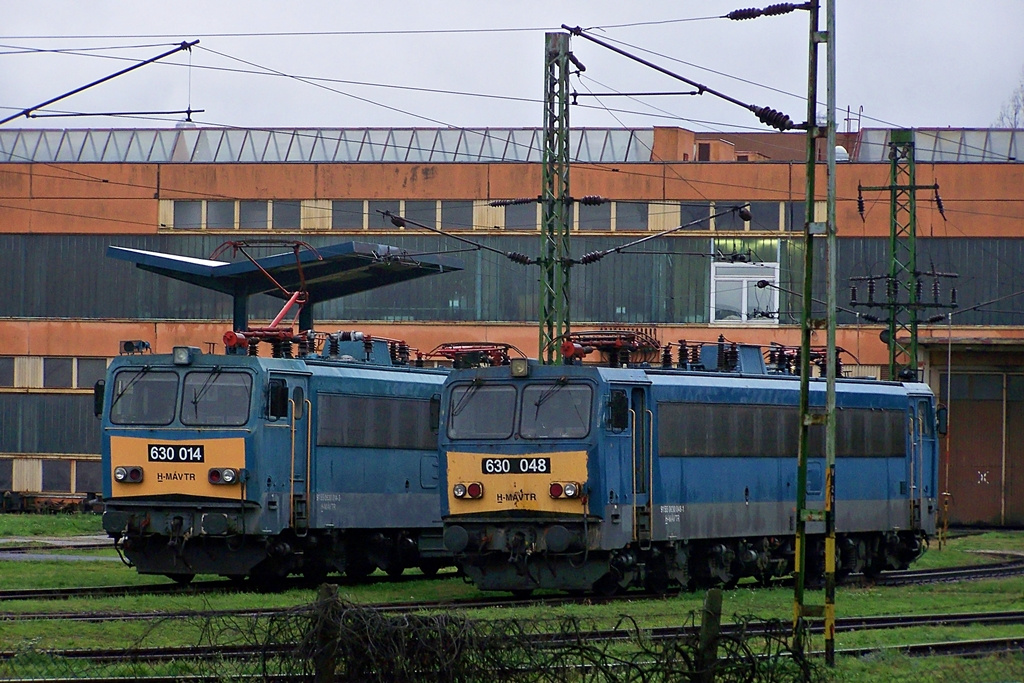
1, 586, 824, 682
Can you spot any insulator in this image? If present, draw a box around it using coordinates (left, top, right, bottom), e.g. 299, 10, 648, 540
661, 346, 672, 369
489, 197, 535, 207
857, 186, 865, 221
850, 285, 858, 304
932, 280, 940, 304
247, 337, 260, 357
281, 340, 293, 358
738, 205, 752, 221
577, 195, 605, 206
387, 213, 406, 228
926, 314, 946, 323
752, 105, 794, 131
678, 341, 687, 368
862, 313, 880, 323
950, 287, 958, 307
578, 251, 606, 265
887, 278, 897, 300
835, 351, 843, 377
934, 187, 946, 220
328, 335, 339, 357
867, 280, 875, 304
363, 338, 374, 361
915, 279, 923, 301
506, 251, 532, 265
763, 3, 798, 15
389, 342, 399, 364
727, 7, 763, 19
690, 344, 701, 365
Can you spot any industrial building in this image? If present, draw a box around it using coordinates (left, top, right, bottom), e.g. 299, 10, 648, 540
1, 124, 1022, 525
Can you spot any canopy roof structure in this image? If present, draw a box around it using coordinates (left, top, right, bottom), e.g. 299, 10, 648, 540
107, 241, 463, 330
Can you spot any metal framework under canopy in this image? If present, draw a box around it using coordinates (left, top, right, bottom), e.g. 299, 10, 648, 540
107, 241, 463, 330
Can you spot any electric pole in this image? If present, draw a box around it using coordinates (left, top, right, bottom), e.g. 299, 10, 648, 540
852, 130, 956, 380
539, 32, 575, 364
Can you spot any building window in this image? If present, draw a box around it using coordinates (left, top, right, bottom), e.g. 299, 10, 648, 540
43, 357, 73, 388
332, 200, 364, 229
786, 201, 807, 231
173, 201, 202, 229
404, 200, 437, 229
697, 142, 711, 161
747, 202, 781, 231
615, 201, 648, 231
714, 203, 748, 231
368, 200, 400, 229
578, 201, 611, 231
680, 203, 711, 229
77, 358, 108, 389
239, 201, 268, 229
710, 262, 779, 323
207, 201, 235, 229
0, 357, 12, 387
273, 200, 301, 229
441, 200, 474, 230
504, 202, 537, 230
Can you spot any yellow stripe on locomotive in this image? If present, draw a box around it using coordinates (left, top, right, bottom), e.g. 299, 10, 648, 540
109, 436, 246, 499
447, 450, 589, 515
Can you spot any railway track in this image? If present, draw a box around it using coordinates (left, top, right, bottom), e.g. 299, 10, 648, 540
3, 554, 1024, 605
3, 610, 1023, 663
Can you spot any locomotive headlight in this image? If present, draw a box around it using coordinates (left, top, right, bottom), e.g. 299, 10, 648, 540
115, 466, 143, 483
208, 468, 240, 485
453, 483, 467, 498
549, 482, 564, 498
563, 482, 579, 498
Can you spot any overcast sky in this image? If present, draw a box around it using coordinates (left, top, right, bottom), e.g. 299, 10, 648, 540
3, 1, 1023, 134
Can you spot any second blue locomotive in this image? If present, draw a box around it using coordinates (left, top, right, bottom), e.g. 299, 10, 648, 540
440, 338, 940, 594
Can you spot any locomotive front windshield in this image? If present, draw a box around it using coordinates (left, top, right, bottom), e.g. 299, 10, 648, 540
181, 370, 253, 426
520, 383, 592, 438
448, 384, 516, 439
447, 381, 593, 440
108, 368, 253, 426
109, 369, 178, 425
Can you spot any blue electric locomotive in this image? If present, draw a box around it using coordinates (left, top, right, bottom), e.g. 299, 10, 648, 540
98, 332, 451, 585
440, 336, 940, 594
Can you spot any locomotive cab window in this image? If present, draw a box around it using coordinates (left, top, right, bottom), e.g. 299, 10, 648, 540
519, 383, 592, 439
181, 370, 253, 426
268, 379, 289, 419
109, 369, 178, 426
447, 383, 516, 439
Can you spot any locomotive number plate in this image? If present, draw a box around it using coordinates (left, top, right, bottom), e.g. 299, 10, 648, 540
148, 444, 205, 463
482, 457, 550, 475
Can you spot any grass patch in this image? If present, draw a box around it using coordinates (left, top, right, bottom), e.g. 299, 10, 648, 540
0, 513, 103, 538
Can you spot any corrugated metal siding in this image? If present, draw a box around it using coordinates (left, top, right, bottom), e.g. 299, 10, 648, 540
1, 234, 1022, 326
0, 394, 99, 455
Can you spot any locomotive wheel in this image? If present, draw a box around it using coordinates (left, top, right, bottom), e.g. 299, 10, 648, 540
418, 561, 443, 577
593, 573, 621, 597
385, 563, 405, 578
345, 556, 375, 579
303, 562, 330, 587
166, 573, 195, 585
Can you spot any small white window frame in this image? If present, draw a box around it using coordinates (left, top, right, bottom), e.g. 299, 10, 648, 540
710, 261, 780, 323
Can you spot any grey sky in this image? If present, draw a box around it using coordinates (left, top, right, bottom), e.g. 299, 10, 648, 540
3, 1, 1023, 133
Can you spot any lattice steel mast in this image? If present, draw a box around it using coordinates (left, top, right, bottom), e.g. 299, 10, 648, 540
539, 32, 575, 364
